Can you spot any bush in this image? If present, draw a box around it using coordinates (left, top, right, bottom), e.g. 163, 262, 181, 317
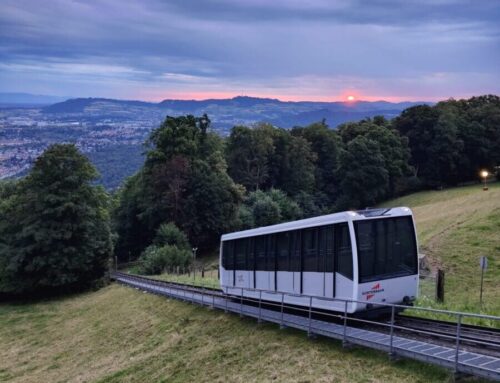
138, 245, 192, 275
154, 222, 190, 250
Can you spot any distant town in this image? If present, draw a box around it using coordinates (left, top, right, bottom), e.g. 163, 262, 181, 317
0, 106, 157, 182
0, 95, 424, 188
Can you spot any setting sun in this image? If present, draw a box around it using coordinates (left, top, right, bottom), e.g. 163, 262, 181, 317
347, 95, 355, 101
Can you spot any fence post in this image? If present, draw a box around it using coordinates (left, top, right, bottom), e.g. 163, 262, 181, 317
389, 305, 396, 359
258, 290, 263, 324
280, 293, 285, 329
307, 296, 314, 338
240, 288, 244, 317
225, 290, 229, 313
454, 314, 462, 373
342, 301, 348, 347
436, 269, 445, 302
202, 267, 205, 278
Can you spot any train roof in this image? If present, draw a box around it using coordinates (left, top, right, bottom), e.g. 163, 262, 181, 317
221, 207, 413, 241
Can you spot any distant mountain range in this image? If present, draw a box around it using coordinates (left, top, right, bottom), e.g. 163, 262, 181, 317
38, 95, 430, 130
0, 93, 432, 188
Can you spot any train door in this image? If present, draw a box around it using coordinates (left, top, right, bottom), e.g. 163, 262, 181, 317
320, 225, 335, 298
267, 234, 276, 291
255, 235, 268, 290
302, 227, 323, 296
276, 232, 293, 292
233, 238, 247, 289
334, 223, 354, 300
291, 230, 301, 294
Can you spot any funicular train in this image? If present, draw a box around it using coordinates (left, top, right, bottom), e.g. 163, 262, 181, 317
219, 207, 419, 314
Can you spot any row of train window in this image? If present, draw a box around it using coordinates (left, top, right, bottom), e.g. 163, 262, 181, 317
221, 223, 353, 279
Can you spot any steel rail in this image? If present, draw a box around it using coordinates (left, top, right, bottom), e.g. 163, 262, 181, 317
111, 272, 500, 381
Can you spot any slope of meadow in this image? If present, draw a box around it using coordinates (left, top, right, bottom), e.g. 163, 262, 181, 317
1, 182, 498, 382
0, 285, 449, 383
380, 181, 500, 316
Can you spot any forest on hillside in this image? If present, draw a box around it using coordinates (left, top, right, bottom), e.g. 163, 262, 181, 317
0, 95, 499, 296
114, 95, 500, 261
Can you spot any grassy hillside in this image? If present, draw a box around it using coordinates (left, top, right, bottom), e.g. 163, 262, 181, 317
380, 181, 500, 316
1, 182, 498, 382
0, 285, 450, 383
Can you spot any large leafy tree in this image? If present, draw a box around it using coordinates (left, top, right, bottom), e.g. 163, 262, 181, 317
393, 105, 465, 187
292, 121, 342, 203
0, 144, 112, 296
338, 117, 412, 195
336, 136, 389, 210
226, 124, 275, 191
114, 115, 242, 258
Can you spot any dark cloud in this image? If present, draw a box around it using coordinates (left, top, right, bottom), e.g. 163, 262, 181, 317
0, 0, 498, 101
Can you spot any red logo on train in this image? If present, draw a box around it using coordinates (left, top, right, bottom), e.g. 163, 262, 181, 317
362, 282, 384, 300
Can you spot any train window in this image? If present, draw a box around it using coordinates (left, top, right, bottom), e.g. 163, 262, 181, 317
255, 235, 267, 270
290, 230, 301, 271
302, 227, 318, 272
247, 238, 255, 271
234, 238, 247, 270
319, 225, 334, 273
355, 217, 417, 283
266, 234, 276, 271
336, 224, 353, 279
277, 232, 290, 271
223, 240, 234, 269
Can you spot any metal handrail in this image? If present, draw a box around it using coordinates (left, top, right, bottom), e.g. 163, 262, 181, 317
112, 271, 500, 377
113, 271, 500, 324
220, 283, 500, 322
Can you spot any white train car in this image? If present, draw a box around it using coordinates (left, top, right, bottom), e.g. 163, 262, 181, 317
219, 207, 419, 314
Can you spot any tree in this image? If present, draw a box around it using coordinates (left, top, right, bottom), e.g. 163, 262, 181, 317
154, 222, 190, 250
0, 144, 112, 296
267, 129, 316, 196
114, 114, 242, 257
336, 136, 389, 210
226, 124, 275, 191
392, 105, 465, 187
338, 118, 412, 195
181, 160, 243, 249
239, 189, 302, 229
292, 121, 342, 203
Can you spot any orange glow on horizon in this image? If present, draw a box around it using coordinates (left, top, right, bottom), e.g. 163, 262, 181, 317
131, 90, 421, 103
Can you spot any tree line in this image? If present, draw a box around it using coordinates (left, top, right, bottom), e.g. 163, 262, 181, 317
0, 95, 499, 296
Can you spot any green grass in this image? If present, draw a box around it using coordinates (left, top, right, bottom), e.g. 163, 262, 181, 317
381, 182, 500, 322
1, 182, 499, 382
153, 271, 220, 290
1, 285, 454, 383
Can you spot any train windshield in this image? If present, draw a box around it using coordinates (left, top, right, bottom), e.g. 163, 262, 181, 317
354, 216, 417, 283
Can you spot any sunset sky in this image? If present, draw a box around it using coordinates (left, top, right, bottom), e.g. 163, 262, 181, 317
1, 0, 499, 102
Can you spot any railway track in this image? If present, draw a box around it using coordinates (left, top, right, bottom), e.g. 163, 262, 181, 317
112, 272, 500, 353
112, 272, 500, 379
394, 315, 500, 353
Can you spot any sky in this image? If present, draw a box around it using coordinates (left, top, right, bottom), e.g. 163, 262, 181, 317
0, 0, 499, 102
